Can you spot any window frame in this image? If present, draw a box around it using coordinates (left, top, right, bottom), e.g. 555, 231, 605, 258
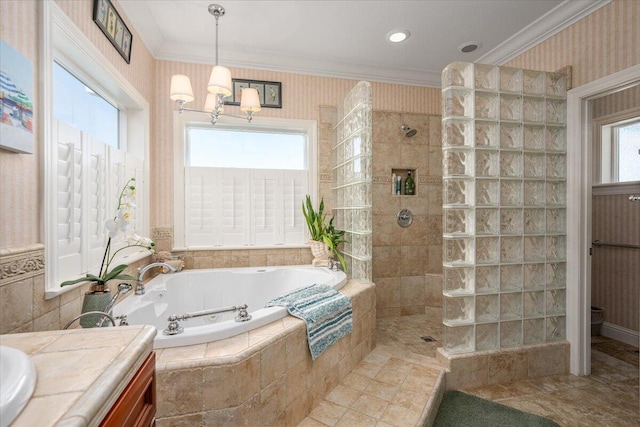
592, 106, 640, 195
42, 1, 150, 298
173, 111, 318, 250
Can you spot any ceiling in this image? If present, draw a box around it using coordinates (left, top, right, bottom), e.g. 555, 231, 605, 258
119, 0, 606, 87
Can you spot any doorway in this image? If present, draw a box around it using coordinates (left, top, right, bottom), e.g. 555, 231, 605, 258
566, 64, 640, 376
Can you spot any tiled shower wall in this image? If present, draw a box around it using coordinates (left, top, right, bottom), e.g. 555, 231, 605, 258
441, 62, 568, 354
372, 112, 443, 318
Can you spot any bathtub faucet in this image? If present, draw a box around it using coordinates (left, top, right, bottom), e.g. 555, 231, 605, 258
136, 262, 177, 295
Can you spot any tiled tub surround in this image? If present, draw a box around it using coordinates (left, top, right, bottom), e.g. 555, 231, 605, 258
153, 280, 375, 427
0, 244, 151, 335
0, 325, 155, 426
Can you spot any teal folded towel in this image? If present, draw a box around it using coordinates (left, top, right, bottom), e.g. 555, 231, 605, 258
265, 284, 352, 360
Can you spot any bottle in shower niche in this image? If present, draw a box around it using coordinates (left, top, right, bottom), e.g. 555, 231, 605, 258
405, 170, 415, 195
396, 175, 402, 195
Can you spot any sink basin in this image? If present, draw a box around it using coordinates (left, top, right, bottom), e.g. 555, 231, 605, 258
0, 346, 37, 427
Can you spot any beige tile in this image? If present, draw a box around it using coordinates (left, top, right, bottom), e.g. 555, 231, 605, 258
11, 392, 82, 427
363, 379, 400, 402
237, 393, 261, 427
285, 390, 311, 427
352, 361, 384, 379
349, 394, 389, 420
32, 274, 59, 318
527, 343, 569, 378
204, 333, 249, 358
298, 416, 331, 427
380, 403, 421, 426
203, 353, 260, 409
325, 384, 361, 407
308, 400, 348, 427
156, 368, 204, 418
390, 388, 429, 414
32, 309, 60, 332
261, 338, 287, 388
156, 413, 204, 427
42, 328, 141, 352
373, 367, 407, 387
31, 347, 120, 397
0, 278, 33, 334
203, 407, 238, 427
286, 326, 308, 369
341, 372, 372, 392
261, 376, 287, 426
487, 351, 528, 385
335, 409, 378, 427
287, 359, 310, 406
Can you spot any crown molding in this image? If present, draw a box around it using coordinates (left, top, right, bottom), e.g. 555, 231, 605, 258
477, 0, 611, 65
121, 0, 609, 87
155, 46, 443, 88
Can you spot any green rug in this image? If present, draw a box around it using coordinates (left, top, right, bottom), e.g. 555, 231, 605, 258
433, 390, 560, 427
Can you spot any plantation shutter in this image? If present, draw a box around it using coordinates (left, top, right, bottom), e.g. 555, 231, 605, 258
185, 167, 217, 247
283, 171, 307, 244
55, 120, 83, 280
220, 169, 249, 246
251, 170, 280, 245
52, 119, 148, 285
88, 135, 109, 268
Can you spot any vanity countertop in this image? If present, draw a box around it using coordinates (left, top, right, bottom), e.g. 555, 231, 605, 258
0, 325, 155, 427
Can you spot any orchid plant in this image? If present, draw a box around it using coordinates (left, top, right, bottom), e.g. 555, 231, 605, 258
60, 178, 155, 292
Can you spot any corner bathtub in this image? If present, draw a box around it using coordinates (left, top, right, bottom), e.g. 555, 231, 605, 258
113, 266, 347, 349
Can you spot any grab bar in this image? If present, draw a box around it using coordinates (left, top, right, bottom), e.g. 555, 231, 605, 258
592, 240, 640, 250
163, 303, 252, 335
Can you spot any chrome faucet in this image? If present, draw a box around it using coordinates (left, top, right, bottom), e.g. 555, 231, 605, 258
97, 283, 133, 327
136, 262, 177, 295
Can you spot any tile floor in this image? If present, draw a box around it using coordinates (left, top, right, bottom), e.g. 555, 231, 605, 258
300, 314, 639, 427
297, 344, 444, 427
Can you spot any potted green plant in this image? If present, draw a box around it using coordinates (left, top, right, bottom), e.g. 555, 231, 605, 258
302, 195, 347, 270
60, 178, 155, 326
323, 217, 347, 271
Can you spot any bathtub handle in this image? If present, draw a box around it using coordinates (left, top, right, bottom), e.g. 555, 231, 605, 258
163, 303, 252, 336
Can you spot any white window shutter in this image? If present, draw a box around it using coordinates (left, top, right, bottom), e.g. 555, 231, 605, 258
220, 169, 249, 246
185, 167, 217, 247
251, 170, 280, 245
87, 136, 109, 268
54, 120, 83, 281
283, 170, 307, 244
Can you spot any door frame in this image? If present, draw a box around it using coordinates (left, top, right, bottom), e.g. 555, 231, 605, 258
566, 64, 640, 376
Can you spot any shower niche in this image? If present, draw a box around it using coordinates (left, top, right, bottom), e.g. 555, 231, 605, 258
391, 168, 417, 196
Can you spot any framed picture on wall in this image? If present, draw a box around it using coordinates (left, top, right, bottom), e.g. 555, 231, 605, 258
92, 0, 132, 64
226, 79, 282, 108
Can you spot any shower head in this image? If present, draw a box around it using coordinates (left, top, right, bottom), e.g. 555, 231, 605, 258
401, 125, 417, 138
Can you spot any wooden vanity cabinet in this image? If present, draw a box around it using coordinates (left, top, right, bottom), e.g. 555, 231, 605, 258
100, 352, 156, 427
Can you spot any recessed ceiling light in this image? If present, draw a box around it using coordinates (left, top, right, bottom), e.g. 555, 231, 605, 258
387, 30, 411, 43
458, 41, 481, 53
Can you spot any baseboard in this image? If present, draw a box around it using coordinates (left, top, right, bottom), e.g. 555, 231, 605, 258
601, 322, 640, 347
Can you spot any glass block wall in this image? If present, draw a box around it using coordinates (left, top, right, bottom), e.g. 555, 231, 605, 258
333, 81, 373, 282
441, 62, 567, 353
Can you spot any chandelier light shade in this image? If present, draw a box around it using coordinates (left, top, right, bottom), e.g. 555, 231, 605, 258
240, 88, 261, 112
207, 65, 232, 97
169, 75, 194, 102
169, 4, 258, 125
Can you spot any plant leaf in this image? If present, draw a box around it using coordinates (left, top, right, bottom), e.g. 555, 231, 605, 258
103, 264, 130, 282
60, 276, 94, 287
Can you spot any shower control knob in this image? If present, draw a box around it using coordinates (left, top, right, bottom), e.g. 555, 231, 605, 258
397, 209, 413, 228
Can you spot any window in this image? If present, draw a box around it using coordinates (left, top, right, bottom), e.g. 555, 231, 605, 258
43, 2, 149, 298
174, 114, 317, 249
53, 62, 119, 147
597, 117, 640, 184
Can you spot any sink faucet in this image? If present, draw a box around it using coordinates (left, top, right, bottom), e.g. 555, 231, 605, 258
136, 262, 177, 295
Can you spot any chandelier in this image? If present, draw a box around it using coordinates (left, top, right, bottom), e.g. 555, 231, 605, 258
169, 4, 260, 125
